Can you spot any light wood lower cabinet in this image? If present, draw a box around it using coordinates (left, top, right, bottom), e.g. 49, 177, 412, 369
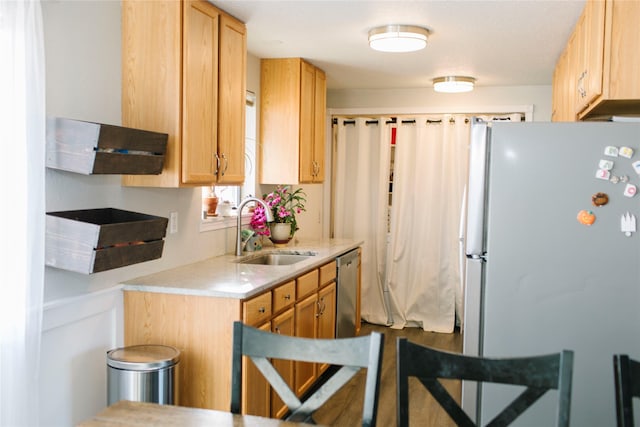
123, 259, 340, 418
123, 292, 241, 410
316, 282, 336, 375
242, 321, 271, 416
294, 292, 318, 397
271, 308, 295, 419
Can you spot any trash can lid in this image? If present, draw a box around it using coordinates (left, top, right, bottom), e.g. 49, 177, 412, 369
107, 344, 180, 371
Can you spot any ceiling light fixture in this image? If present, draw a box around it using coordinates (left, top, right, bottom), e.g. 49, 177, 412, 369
433, 76, 476, 93
368, 25, 429, 53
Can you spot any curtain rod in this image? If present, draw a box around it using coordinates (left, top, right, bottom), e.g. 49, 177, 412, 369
334, 116, 510, 126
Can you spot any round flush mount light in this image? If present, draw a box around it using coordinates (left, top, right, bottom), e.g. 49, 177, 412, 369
368, 25, 429, 53
433, 76, 476, 93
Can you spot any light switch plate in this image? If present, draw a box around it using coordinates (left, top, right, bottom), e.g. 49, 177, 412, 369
169, 211, 178, 234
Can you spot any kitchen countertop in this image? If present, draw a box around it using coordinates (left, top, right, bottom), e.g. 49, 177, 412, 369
120, 238, 362, 299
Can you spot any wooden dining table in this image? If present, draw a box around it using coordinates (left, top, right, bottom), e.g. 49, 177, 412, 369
78, 400, 321, 426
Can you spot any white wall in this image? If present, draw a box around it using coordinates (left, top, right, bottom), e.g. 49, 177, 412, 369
327, 85, 553, 121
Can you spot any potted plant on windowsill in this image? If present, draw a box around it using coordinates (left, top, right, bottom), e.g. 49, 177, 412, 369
250, 185, 306, 247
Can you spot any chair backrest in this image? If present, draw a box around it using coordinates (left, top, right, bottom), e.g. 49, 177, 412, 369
396, 337, 574, 427
230, 321, 384, 426
614, 354, 640, 427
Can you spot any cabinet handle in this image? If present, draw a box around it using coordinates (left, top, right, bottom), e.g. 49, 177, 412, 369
275, 327, 281, 334
577, 70, 587, 99
258, 307, 266, 314
284, 294, 291, 300
214, 153, 220, 174
221, 153, 229, 176
316, 298, 326, 316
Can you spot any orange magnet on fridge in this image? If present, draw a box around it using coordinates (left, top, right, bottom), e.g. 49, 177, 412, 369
577, 209, 596, 226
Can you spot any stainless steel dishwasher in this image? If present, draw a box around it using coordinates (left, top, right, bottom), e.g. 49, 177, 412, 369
336, 249, 359, 338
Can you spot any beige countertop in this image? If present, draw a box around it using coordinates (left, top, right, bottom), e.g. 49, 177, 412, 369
120, 238, 362, 299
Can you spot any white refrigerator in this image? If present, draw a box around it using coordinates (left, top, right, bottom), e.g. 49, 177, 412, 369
462, 118, 640, 426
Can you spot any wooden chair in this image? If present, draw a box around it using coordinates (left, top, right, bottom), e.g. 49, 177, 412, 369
396, 338, 574, 427
614, 354, 640, 427
230, 321, 384, 426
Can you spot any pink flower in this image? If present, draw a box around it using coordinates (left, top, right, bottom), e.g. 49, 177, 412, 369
249, 185, 307, 237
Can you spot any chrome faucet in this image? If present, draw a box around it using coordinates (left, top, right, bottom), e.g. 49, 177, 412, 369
236, 197, 274, 256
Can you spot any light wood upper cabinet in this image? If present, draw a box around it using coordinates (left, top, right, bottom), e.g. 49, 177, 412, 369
573, 0, 605, 116
260, 58, 326, 184
561, 28, 581, 121
121, 0, 246, 187
584, 0, 640, 118
218, 15, 247, 184
553, 0, 640, 121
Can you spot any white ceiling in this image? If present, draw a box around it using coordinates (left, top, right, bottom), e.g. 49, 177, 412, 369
210, 0, 586, 91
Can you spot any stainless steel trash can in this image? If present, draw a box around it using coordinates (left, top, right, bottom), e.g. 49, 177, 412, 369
107, 344, 180, 405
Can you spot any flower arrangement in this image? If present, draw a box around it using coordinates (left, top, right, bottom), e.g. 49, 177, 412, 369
250, 185, 307, 237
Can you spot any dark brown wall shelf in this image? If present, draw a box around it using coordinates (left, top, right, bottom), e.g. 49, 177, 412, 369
45, 208, 168, 274
46, 116, 168, 175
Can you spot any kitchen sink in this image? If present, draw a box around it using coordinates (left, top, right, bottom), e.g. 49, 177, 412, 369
238, 252, 316, 266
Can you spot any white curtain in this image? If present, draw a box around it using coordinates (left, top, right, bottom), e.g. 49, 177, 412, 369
333, 117, 391, 325
0, 1, 46, 425
333, 113, 523, 334
387, 115, 470, 332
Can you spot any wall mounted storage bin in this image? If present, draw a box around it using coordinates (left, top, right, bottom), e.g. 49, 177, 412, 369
46, 116, 168, 175
45, 208, 168, 274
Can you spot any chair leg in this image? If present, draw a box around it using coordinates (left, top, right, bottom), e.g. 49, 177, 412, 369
397, 338, 409, 427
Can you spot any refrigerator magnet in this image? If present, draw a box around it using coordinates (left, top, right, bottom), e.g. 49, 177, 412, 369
596, 169, 611, 180
605, 146, 619, 157
621, 212, 636, 237
620, 146, 634, 159
599, 159, 614, 170
591, 192, 609, 206
623, 183, 637, 198
577, 210, 596, 226
632, 161, 640, 175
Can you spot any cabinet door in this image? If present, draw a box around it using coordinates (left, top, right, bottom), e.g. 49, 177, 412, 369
181, 0, 219, 184
607, 0, 640, 100
242, 321, 271, 417
259, 58, 301, 184
294, 292, 318, 396
317, 282, 336, 375
312, 68, 326, 182
271, 308, 295, 419
121, 0, 183, 187
298, 61, 316, 183
552, 47, 570, 122
217, 14, 246, 184
574, 0, 605, 115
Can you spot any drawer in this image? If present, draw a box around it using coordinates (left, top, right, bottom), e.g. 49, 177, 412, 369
243, 291, 272, 326
319, 260, 337, 285
296, 269, 319, 300
273, 280, 295, 313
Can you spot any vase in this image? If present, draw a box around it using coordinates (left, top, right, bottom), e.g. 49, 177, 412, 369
269, 223, 293, 247
203, 197, 218, 216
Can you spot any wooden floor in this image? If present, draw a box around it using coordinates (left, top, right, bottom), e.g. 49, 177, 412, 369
313, 322, 463, 427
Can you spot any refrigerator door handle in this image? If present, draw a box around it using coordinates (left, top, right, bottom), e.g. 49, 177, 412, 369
465, 119, 490, 257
